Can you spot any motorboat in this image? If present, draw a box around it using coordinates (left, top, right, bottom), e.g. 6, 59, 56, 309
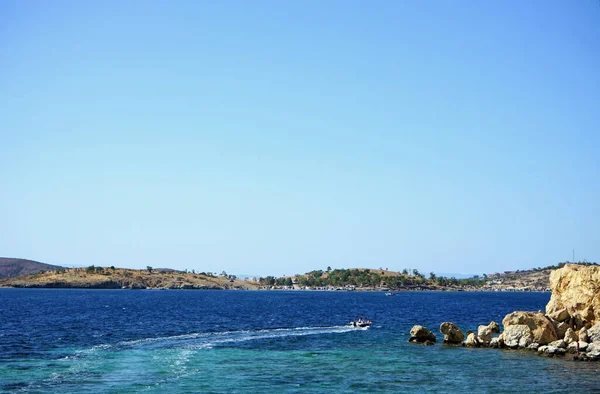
385, 291, 395, 296
350, 319, 372, 328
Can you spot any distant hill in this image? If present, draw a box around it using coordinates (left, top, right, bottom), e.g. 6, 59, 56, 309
0, 258, 65, 279
0, 266, 260, 290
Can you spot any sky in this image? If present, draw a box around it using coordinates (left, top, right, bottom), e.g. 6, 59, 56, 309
1, 1, 599, 277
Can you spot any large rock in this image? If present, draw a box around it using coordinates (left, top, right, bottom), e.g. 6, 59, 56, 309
538, 345, 566, 356
477, 321, 499, 344
501, 325, 534, 348
464, 332, 480, 347
579, 327, 590, 343
502, 311, 558, 345
588, 322, 600, 343
563, 328, 578, 344
554, 321, 570, 340
409, 325, 436, 343
545, 264, 600, 328
548, 308, 570, 323
440, 322, 464, 344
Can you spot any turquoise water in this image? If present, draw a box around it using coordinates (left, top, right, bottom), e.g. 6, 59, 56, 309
1, 289, 598, 393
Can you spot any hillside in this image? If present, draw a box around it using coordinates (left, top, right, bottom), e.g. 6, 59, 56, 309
0, 266, 260, 290
0, 258, 65, 279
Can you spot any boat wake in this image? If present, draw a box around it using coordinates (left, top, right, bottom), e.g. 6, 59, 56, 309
83, 325, 357, 354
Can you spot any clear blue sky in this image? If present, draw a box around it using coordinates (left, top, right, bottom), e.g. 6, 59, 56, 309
1, 1, 598, 277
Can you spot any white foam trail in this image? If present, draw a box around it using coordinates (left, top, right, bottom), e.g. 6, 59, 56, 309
84, 325, 357, 353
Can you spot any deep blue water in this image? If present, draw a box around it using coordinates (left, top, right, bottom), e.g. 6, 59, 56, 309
1, 289, 599, 393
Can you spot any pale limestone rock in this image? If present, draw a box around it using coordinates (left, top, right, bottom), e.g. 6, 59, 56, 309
545, 264, 600, 327
477, 321, 499, 344
409, 325, 436, 343
488, 321, 500, 333
563, 328, 578, 344
554, 321, 570, 340
587, 321, 600, 343
502, 325, 534, 348
567, 341, 588, 353
579, 327, 590, 343
489, 337, 503, 348
477, 325, 492, 344
464, 332, 480, 347
538, 345, 566, 356
502, 311, 557, 345
439, 322, 464, 344
548, 339, 567, 349
548, 308, 570, 323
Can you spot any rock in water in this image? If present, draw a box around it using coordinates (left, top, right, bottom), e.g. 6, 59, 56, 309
464, 332, 480, 347
502, 311, 557, 346
501, 325, 534, 348
477, 321, 499, 345
440, 322, 464, 344
409, 325, 436, 343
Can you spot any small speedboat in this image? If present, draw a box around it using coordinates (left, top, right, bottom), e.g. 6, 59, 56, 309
385, 291, 395, 296
350, 320, 372, 328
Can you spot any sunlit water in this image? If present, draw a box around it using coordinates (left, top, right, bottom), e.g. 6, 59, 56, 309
1, 289, 598, 393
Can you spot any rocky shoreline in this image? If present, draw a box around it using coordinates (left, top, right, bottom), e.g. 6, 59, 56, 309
409, 264, 600, 362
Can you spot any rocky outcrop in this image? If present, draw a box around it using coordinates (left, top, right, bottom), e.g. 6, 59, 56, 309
545, 264, 600, 328
440, 322, 464, 344
501, 311, 557, 345
477, 321, 499, 345
409, 325, 436, 343
409, 264, 600, 361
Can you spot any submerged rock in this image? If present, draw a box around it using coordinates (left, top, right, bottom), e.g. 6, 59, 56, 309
409, 325, 436, 343
440, 322, 464, 344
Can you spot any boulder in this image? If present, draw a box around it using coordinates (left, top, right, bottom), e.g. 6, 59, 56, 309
489, 337, 503, 348
567, 341, 588, 353
501, 325, 533, 348
548, 339, 567, 349
582, 342, 600, 360
440, 322, 464, 344
464, 332, 480, 347
579, 327, 590, 343
554, 321, 570, 340
587, 322, 600, 343
545, 264, 600, 327
488, 321, 500, 333
502, 311, 557, 345
548, 308, 570, 323
477, 322, 498, 344
527, 343, 540, 351
409, 325, 436, 343
538, 345, 566, 356
563, 328, 578, 344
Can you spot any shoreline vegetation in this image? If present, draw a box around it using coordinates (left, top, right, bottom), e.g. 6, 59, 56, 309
0, 259, 596, 291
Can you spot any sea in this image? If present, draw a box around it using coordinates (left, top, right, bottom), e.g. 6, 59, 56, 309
1, 289, 599, 393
